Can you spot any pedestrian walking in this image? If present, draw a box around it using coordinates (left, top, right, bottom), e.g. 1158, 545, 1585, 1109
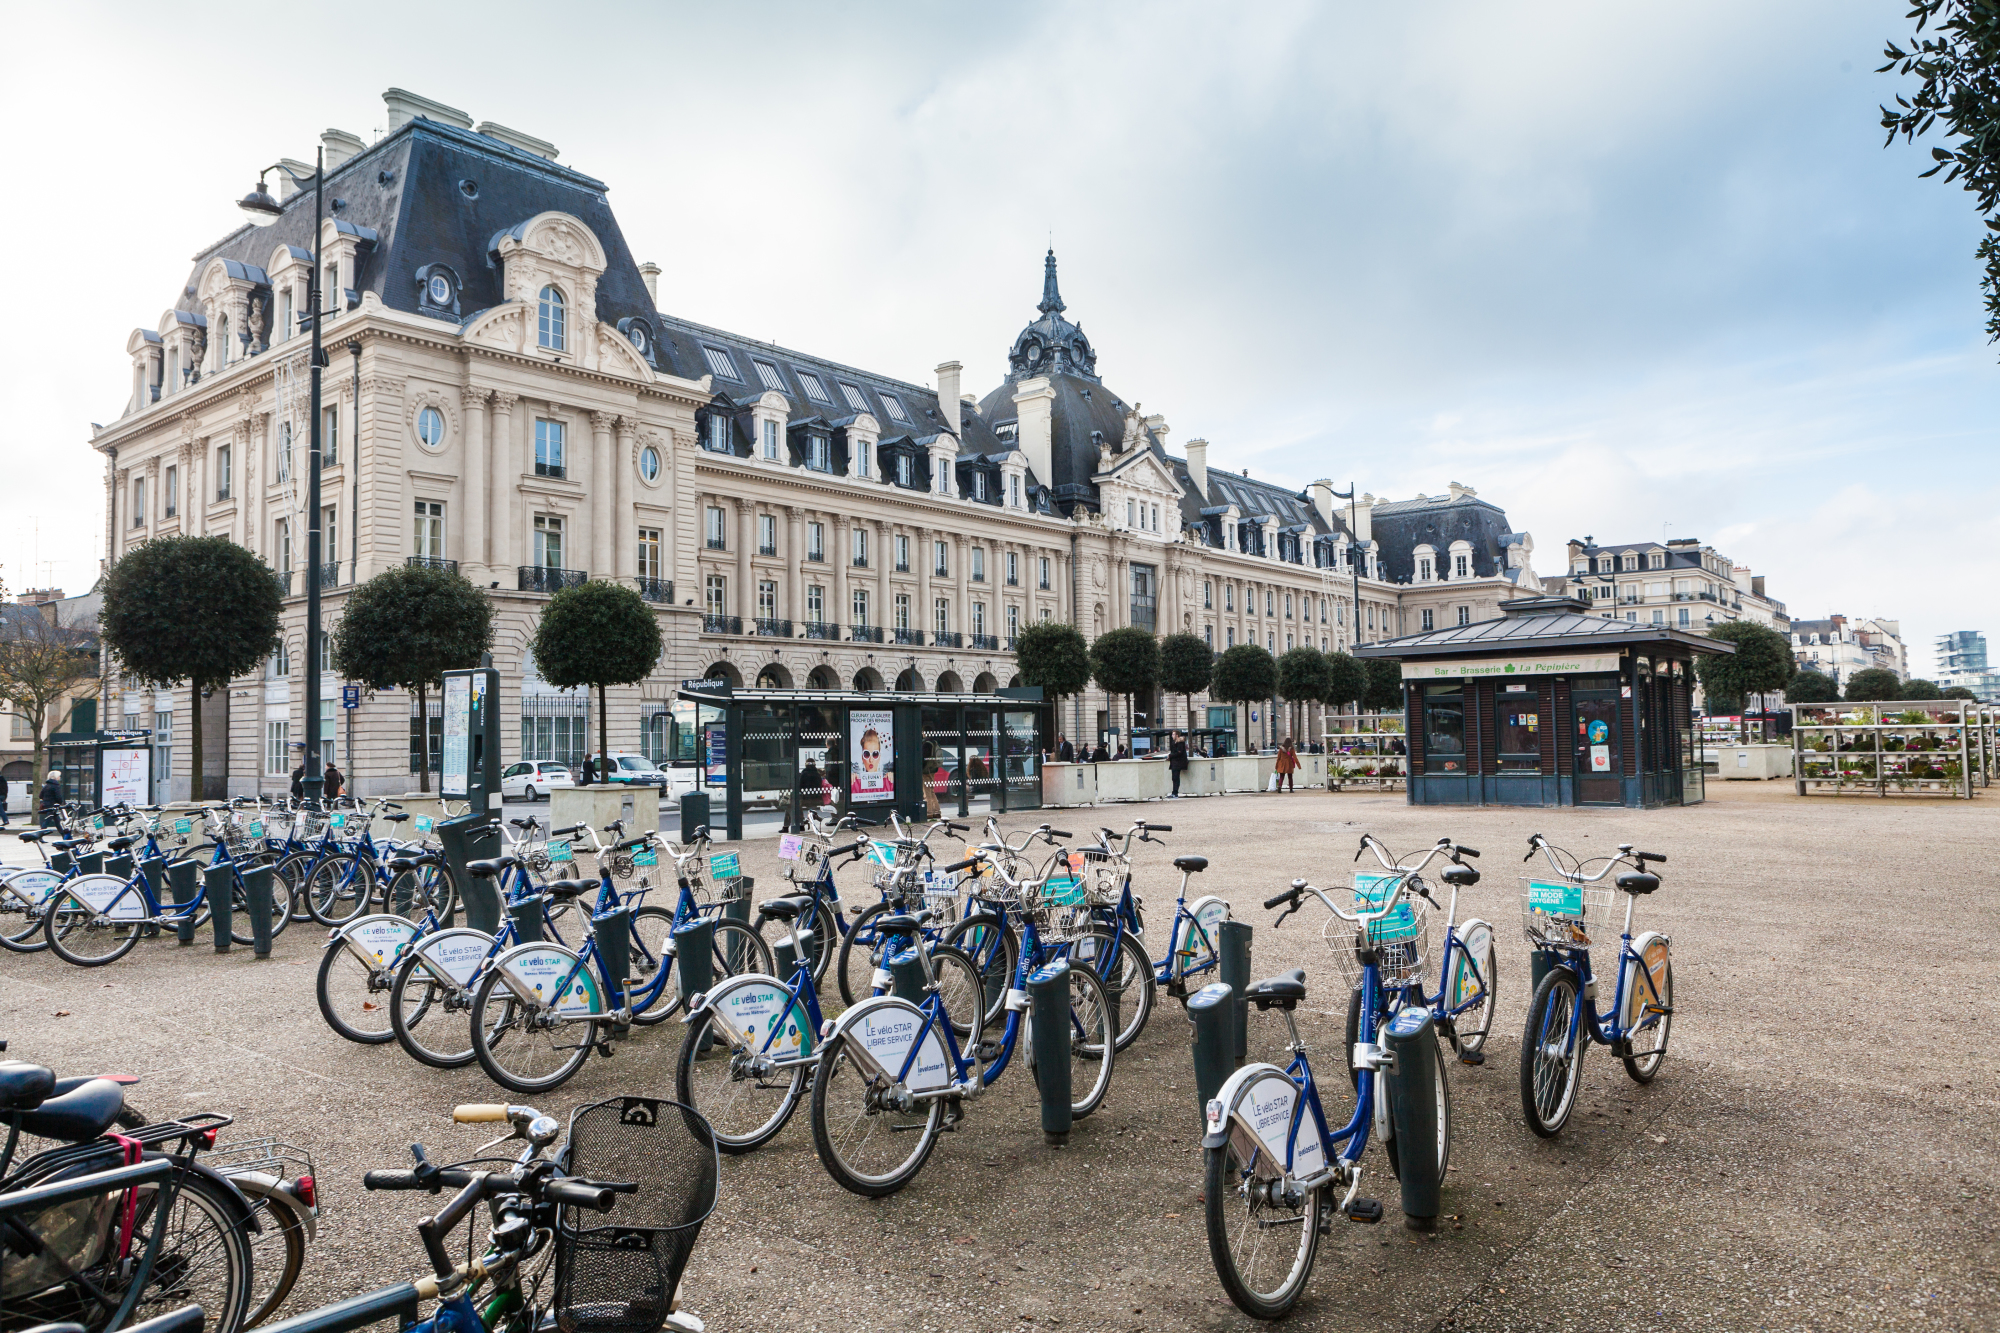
40, 770, 63, 829
290, 760, 306, 801
1168, 730, 1189, 797
1090, 741, 1110, 763
581, 753, 597, 785
323, 762, 344, 801
0, 774, 10, 827
1275, 738, 1299, 793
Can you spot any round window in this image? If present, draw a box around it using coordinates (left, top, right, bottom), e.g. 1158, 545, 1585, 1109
417, 406, 445, 449
427, 273, 451, 305
639, 446, 661, 481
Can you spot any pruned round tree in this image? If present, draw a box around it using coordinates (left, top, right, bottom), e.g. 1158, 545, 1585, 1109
1014, 622, 1091, 740
1785, 670, 1840, 704
1361, 657, 1404, 713
1844, 667, 1905, 702
1901, 677, 1943, 700
1943, 684, 1979, 701
99, 535, 282, 801
1158, 632, 1213, 732
1211, 644, 1277, 752
1325, 651, 1367, 712
531, 581, 663, 783
1090, 626, 1161, 749
1276, 646, 1330, 742
1696, 622, 1795, 733
332, 563, 494, 792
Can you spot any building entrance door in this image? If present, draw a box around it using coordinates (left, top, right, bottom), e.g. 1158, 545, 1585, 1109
1572, 688, 1623, 805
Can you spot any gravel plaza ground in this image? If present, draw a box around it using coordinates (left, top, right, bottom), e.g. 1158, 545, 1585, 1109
3, 778, 1996, 1333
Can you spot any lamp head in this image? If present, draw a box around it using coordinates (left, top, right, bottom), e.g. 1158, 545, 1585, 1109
237, 178, 284, 226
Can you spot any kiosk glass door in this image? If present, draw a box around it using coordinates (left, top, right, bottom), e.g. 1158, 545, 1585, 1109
1571, 675, 1623, 805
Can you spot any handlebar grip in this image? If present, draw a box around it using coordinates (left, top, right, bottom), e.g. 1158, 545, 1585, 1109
552, 824, 586, 838
941, 857, 979, 874
452, 1104, 510, 1124
362, 1169, 426, 1191
545, 1180, 617, 1213
1142, 823, 1172, 832
1045, 829, 1071, 839
1263, 888, 1303, 910
1636, 850, 1667, 864
1456, 846, 1480, 858
944, 821, 968, 832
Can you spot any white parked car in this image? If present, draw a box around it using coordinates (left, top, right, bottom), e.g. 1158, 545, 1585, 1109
501, 760, 575, 801
601, 753, 670, 788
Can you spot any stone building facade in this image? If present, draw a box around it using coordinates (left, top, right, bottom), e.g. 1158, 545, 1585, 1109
1546, 537, 1790, 634
91, 91, 1541, 800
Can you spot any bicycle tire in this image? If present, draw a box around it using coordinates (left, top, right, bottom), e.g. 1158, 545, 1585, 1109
1384, 1033, 1452, 1181
42, 888, 143, 966
942, 913, 1019, 1030
384, 864, 455, 924
1621, 942, 1673, 1084
229, 874, 292, 947
1026, 959, 1116, 1119
808, 1028, 944, 1197
234, 1180, 310, 1328
1446, 922, 1499, 1056
1072, 925, 1153, 1053
469, 965, 595, 1094
1519, 961, 1585, 1137
389, 947, 477, 1069
675, 998, 809, 1154
304, 854, 370, 926
834, 900, 896, 1009
625, 905, 683, 1025
127, 1164, 255, 1333
1204, 1136, 1322, 1319
754, 897, 837, 986
0, 871, 60, 953
315, 938, 399, 1044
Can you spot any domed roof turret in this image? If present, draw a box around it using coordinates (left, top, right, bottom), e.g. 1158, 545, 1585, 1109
1004, 250, 1098, 382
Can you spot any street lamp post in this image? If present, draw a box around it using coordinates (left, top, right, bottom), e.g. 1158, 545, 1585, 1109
238, 151, 329, 805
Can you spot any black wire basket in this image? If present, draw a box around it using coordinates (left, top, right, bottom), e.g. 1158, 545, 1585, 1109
553, 1096, 719, 1333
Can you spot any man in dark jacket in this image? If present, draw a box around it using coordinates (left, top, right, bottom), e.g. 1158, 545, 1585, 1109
290, 761, 306, 801
323, 762, 344, 801
40, 771, 63, 828
1168, 731, 1189, 797
1089, 741, 1110, 763
580, 754, 597, 786
0, 775, 9, 827
1054, 734, 1076, 764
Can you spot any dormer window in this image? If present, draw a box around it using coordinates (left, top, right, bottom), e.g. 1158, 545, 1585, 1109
1454, 553, 1469, 578
973, 472, 988, 501
797, 371, 830, 404
807, 436, 831, 472
839, 382, 868, 412
537, 286, 566, 351
855, 437, 872, 478
701, 346, 738, 380
761, 420, 780, 461
705, 412, 732, 454
880, 393, 908, 422
753, 360, 785, 391
896, 453, 913, 488
1009, 475, 1021, 507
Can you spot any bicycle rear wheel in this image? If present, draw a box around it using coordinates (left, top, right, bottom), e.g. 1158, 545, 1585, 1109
304, 855, 369, 926
389, 951, 476, 1068
943, 913, 1019, 1029
809, 1029, 944, 1197
1204, 1136, 1322, 1319
129, 1166, 255, 1333
1073, 925, 1152, 1053
232, 1179, 309, 1327
469, 967, 595, 1094
1030, 960, 1116, 1118
1621, 940, 1673, 1084
1445, 922, 1498, 1056
384, 864, 454, 923
834, 900, 898, 1009
229, 874, 292, 946
625, 905, 682, 1025
43, 889, 143, 966
1519, 961, 1585, 1137
1385, 1035, 1452, 1181
676, 996, 810, 1154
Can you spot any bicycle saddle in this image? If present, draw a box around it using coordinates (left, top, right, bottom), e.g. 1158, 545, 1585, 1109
16, 830, 44, 843
53, 838, 87, 851
384, 811, 411, 823
1173, 855, 1209, 874
11, 1077, 125, 1142
390, 852, 444, 871
1244, 968, 1309, 1010
1616, 871, 1660, 895
873, 912, 922, 936
0, 1060, 56, 1111
466, 857, 519, 879
756, 895, 814, 922
544, 879, 592, 899
1443, 865, 1480, 887
105, 836, 138, 852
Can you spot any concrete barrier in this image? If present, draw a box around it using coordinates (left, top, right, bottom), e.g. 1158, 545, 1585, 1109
1720, 743, 1793, 780
1217, 756, 1264, 793
550, 786, 627, 836
1042, 762, 1098, 808
1180, 757, 1226, 797
1095, 759, 1170, 803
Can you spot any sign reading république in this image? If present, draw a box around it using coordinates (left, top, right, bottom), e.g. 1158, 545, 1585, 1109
1400, 653, 1622, 681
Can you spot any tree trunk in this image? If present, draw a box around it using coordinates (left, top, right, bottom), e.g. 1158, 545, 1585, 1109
597, 683, 609, 785
415, 682, 430, 793
29, 723, 44, 821
189, 684, 204, 805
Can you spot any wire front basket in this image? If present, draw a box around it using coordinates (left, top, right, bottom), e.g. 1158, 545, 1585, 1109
1519, 876, 1618, 950
1324, 875, 1432, 992
1073, 850, 1130, 908
554, 1096, 719, 1333
1024, 869, 1092, 944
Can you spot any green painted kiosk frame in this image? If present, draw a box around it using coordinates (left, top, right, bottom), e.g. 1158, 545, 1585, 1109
673, 681, 1052, 839
1358, 596, 1734, 809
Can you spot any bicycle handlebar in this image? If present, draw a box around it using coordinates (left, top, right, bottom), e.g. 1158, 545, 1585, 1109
1263, 886, 1304, 911
941, 856, 980, 874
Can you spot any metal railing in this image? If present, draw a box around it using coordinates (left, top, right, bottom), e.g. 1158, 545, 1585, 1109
318, 561, 343, 589
893, 627, 924, 646
933, 630, 963, 648
273, 570, 293, 596
803, 621, 838, 640
635, 576, 674, 603
705, 537, 728, 550
970, 633, 999, 650
755, 617, 792, 638
703, 613, 742, 635
852, 556, 870, 568
406, 555, 457, 574
518, 565, 588, 593
851, 624, 884, 643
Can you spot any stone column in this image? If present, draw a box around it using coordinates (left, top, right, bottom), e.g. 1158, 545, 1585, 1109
461, 387, 488, 575
786, 506, 804, 626
915, 526, 931, 646
833, 518, 850, 634
489, 393, 517, 578
613, 418, 636, 580
590, 411, 616, 578
735, 498, 754, 624
953, 533, 969, 644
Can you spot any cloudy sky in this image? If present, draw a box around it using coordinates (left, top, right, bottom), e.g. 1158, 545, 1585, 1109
3, 1, 1991, 673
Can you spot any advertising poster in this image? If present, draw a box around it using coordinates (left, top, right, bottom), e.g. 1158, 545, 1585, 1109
101, 749, 150, 806
850, 709, 894, 803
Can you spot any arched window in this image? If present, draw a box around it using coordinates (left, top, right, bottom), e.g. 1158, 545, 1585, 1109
537, 286, 566, 351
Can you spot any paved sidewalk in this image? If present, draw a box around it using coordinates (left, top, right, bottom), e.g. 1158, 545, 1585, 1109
2, 780, 1993, 1331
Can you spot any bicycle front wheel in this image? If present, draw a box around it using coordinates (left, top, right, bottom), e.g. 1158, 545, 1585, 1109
676, 999, 809, 1154
1519, 961, 1585, 1137
943, 913, 1019, 1030
834, 900, 894, 1009
1026, 960, 1116, 1118
1385, 1035, 1452, 1181
235, 1182, 310, 1328
1204, 1138, 1322, 1319
43, 890, 143, 966
469, 966, 595, 1094
809, 1029, 944, 1197
385, 864, 455, 923
626, 905, 681, 1025
230, 874, 293, 946
304, 854, 370, 926
315, 939, 398, 1044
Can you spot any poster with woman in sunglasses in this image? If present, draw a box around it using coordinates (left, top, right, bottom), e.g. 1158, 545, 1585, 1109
850, 710, 895, 800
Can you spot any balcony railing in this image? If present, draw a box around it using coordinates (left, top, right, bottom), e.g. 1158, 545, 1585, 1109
933, 630, 962, 648
635, 576, 674, 604
852, 556, 870, 568
803, 621, 838, 641
893, 627, 924, 646
970, 633, 999, 650
705, 537, 728, 550
851, 624, 884, 643
755, 617, 792, 638
318, 561, 343, 590
519, 565, 589, 594
274, 570, 293, 596
407, 555, 458, 574
703, 613, 742, 635
1006, 635, 1021, 651
758, 544, 778, 557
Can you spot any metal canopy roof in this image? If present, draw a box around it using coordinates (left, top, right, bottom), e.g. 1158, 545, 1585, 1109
1355, 596, 1735, 660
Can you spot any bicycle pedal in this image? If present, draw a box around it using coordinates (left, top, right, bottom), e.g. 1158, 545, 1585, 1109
1457, 1050, 1486, 1067
595, 1042, 615, 1058
1344, 1197, 1384, 1225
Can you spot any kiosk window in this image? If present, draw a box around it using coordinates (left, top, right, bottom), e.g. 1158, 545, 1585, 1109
1423, 684, 1466, 773
1498, 685, 1541, 772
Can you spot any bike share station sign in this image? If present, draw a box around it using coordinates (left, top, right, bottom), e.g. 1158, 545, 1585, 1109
441, 665, 504, 930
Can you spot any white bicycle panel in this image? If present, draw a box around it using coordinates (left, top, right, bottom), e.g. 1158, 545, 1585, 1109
492, 942, 604, 1016
409, 928, 496, 988
1176, 894, 1232, 972
704, 973, 813, 1060
1216, 1063, 1326, 1180
1621, 931, 1671, 1032
832, 996, 952, 1093
339, 915, 421, 967
1449, 918, 1495, 1010
5, 869, 64, 905
63, 873, 148, 921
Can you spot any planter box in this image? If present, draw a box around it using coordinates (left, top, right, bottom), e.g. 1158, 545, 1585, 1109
1719, 744, 1792, 780
1042, 762, 1098, 808
1096, 759, 1170, 803
1219, 756, 1264, 793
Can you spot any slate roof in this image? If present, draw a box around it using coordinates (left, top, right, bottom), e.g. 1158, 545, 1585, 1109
1356, 596, 1733, 659
1369, 493, 1519, 582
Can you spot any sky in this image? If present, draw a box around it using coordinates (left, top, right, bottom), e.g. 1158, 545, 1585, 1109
2, 0, 1991, 675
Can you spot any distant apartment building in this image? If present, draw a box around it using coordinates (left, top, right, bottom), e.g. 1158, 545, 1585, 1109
1791, 615, 1907, 687
1935, 630, 1998, 701
1544, 537, 1788, 633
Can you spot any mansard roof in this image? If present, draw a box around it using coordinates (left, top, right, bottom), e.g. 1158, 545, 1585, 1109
1370, 492, 1518, 583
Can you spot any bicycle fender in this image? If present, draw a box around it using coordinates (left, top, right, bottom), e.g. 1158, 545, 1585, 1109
1177, 895, 1232, 969
153, 1152, 263, 1235
329, 914, 424, 968
2, 868, 63, 903
487, 940, 605, 1016
221, 1168, 315, 1241
825, 995, 952, 1093
1202, 1063, 1329, 1181
1620, 930, 1671, 1032
402, 927, 497, 990
1448, 917, 1496, 1007
690, 972, 815, 1061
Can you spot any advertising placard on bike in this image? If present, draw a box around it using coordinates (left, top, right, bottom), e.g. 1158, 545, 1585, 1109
776, 834, 804, 860
1177, 896, 1232, 968
343, 916, 422, 965
1354, 873, 1419, 942
498, 946, 603, 1015
709, 852, 740, 881
717, 979, 811, 1059
547, 840, 573, 863
1233, 1070, 1325, 1179
1525, 879, 1584, 918
63, 874, 148, 920
851, 1001, 951, 1092
849, 709, 895, 803
413, 930, 494, 987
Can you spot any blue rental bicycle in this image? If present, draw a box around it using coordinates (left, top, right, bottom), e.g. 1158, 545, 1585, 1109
1202, 871, 1450, 1319
1517, 833, 1674, 1137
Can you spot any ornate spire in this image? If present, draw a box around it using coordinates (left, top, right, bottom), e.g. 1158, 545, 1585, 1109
1038, 248, 1065, 316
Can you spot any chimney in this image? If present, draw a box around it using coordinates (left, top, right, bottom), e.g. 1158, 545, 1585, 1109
382, 88, 473, 132
1352, 493, 1375, 544
1752, 575, 1765, 598
638, 262, 661, 305
1830, 614, 1846, 631
1184, 439, 1208, 499
1447, 480, 1475, 501
1144, 414, 1169, 451
1309, 479, 1335, 526
321, 129, 365, 169
1013, 377, 1056, 491
935, 361, 962, 442
475, 121, 559, 160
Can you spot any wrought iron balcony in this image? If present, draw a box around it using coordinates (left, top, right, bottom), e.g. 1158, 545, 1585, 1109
803, 621, 839, 641
933, 630, 963, 648
755, 617, 792, 638
635, 576, 674, 604
758, 544, 778, 557
318, 561, 343, 589
852, 557, 870, 568
851, 624, 884, 643
519, 565, 589, 594
703, 613, 742, 635
406, 556, 458, 574
273, 570, 293, 596
705, 537, 728, 550
893, 627, 924, 646
1005, 635, 1021, 651
970, 633, 999, 650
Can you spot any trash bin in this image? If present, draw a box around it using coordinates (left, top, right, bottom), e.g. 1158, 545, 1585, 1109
678, 791, 711, 843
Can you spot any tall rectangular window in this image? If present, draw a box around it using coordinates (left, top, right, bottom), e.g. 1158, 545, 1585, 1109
1457, 606, 1471, 626
757, 580, 777, 618
934, 598, 950, 635
533, 515, 564, 569
1422, 608, 1435, 631
1226, 627, 1235, 647
534, 419, 566, 477
1006, 552, 1019, 585
972, 602, 986, 636
1007, 604, 1019, 638
163, 466, 177, 517
896, 454, 913, 487
934, 540, 948, 577
414, 501, 444, 558
894, 593, 911, 630
1204, 624, 1213, 647
852, 588, 870, 626
277, 422, 292, 482
322, 403, 340, 466
806, 521, 824, 561
1010, 475, 1021, 507
852, 527, 868, 566
1130, 564, 1156, 633
705, 506, 726, 548
1224, 585, 1234, 611
1039, 557, 1051, 590
807, 585, 825, 622
895, 535, 910, 572
276, 518, 292, 573
323, 507, 338, 570
807, 436, 830, 472
705, 574, 726, 615
706, 413, 732, 453
758, 514, 776, 555
762, 419, 780, 460
855, 438, 871, 478
971, 547, 985, 582
266, 720, 290, 775
215, 444, 231, 500
132, 476, 146, 527
637, 528, 662, 579
1204, 580, 1213, 609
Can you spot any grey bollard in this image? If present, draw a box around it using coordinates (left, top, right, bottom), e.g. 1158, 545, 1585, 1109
672, 915, 715, 1009
1187, 980, 1237, 1119
887, 942, 927, 1003
1530, 948, 1558, 995
438, 814, 501, 933
51, 851, 72, 875
678, 791, 710, 843
244, 864, 276, 958
1383, 1006, 1444, 1231
167, 860, 199, 944
78, 851, 106, 877
772, 928, 800, 981
1218, 919, 1253, 1068
1029, 958, 1073, 1145
593, 907, 633, 993
507, 896, 546, 944
204, 864, 234, 952
105, 853, 135, 883
721, 879, 751, 973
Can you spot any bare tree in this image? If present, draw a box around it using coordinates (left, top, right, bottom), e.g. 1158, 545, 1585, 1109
0, 604, 100, 818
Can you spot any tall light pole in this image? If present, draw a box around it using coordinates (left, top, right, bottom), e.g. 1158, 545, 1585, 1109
237, 150, 329, 805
